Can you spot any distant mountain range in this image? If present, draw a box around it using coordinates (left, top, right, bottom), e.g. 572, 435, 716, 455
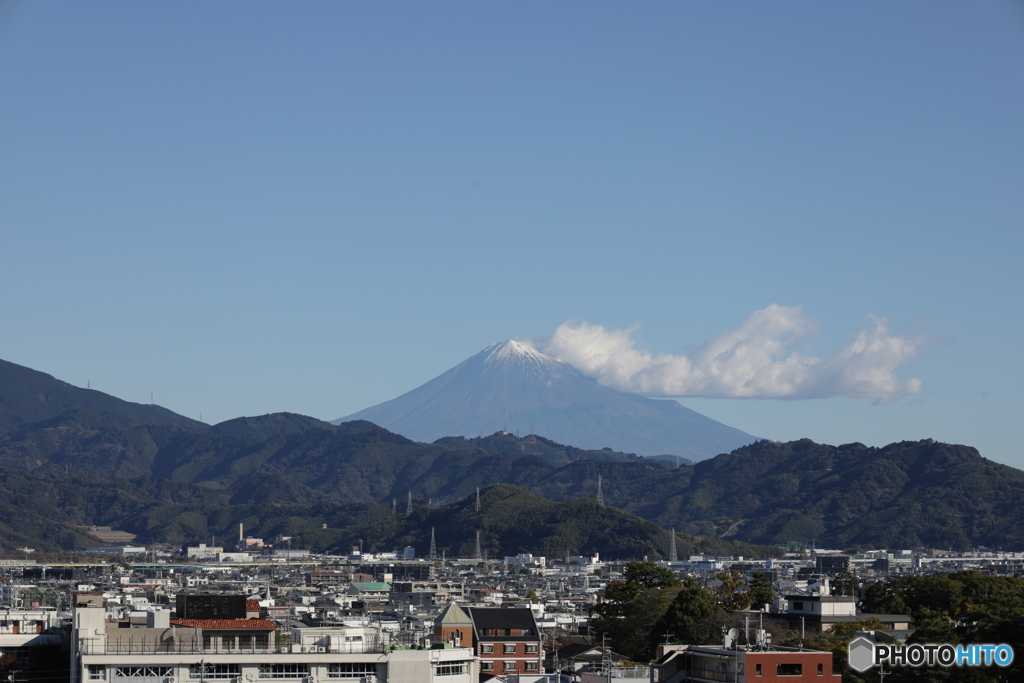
1, 355, 1023, 554
336, 340, 755, 461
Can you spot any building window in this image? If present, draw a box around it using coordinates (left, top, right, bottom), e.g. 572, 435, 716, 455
435, 662, 468, 676
818, 663, 824, 676
240, 635, 253, 650
259, 664, 310, 679
526, 644, 538, 653
481, 663, 493, 672
755, 664, 762, 676
115, 668, 174, 679
778, 663, 803, 676
190, 664, 240, 679
504, 644, 517, 653
504, 662, 516, 671
526, 662, 538, 671
481, 644, 494, 653
88, 666, 106, 681
793, 602, 804, 611
328, 664, 378, 679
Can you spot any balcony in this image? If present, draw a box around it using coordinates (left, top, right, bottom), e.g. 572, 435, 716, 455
77, 637, 387, 656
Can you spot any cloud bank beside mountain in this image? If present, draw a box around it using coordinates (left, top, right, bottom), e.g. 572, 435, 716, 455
538, 304, 925, 401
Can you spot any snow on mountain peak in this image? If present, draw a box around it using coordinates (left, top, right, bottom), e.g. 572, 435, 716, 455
484, 340, 558, 365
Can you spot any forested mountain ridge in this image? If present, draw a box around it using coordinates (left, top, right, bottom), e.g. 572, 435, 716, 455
1, 357, 1022, 552
0, 462, 777, 560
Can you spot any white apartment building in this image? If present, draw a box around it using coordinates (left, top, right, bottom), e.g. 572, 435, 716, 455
70, 594, 477, 683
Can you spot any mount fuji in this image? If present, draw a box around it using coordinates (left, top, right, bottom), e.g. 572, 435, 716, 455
334, 340, 756, 461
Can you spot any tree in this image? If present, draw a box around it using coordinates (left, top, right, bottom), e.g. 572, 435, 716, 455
624, 561, 681, 589
591, 562, 682, 660
526, 589, 539, 600
832, 572, 857, 597
747, 572, 774, 610
712, 570, 750, 610
651, 577, 722, 646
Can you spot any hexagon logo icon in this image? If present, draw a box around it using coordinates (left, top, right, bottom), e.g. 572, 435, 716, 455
848, 637, 875, 672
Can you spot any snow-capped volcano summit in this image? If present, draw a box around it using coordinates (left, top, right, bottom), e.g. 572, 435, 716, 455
334, 340, 755, 460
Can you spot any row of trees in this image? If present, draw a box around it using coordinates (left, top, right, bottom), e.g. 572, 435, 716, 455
589, 562, 775, 660
592, 564, 1024, 683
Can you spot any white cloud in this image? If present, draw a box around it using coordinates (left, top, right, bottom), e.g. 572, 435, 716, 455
538, 304, 926, 400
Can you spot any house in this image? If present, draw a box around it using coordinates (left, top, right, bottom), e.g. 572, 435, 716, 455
434, 604, 543, 679
651, 644, 840, 683
777, 592, 910, 634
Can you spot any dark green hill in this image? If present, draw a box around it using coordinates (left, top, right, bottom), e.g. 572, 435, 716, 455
0, 358, 204, 438
1, 359, 1021, 552
206, 412, 338, 440
434, 431, 657, 467
0, 464, 771, 560
589, 439, 1024, 550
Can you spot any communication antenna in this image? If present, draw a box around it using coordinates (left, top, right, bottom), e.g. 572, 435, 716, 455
475, 531, 482, 561
597, 474, 604, 506
475, 488, 481, 512
669, 529, 677, 563
429, 527, 437, 561
406, 491, 413, 517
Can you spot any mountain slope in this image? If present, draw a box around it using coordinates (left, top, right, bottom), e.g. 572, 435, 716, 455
0, 358, 204, 438
335, 340, 755, 460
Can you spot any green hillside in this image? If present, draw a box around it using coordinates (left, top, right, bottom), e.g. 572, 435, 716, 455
0, 359, 205, 437
2, 357, 1023, 552
0, 464, 769, 559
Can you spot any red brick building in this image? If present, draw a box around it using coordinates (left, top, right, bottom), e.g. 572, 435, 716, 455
652, 644, 841, 682
434, 604, 542, 679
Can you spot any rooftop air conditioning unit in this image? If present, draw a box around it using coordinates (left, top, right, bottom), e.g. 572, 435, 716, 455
318, 646, 327, 652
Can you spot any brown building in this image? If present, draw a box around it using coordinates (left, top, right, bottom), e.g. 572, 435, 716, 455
652, 644, 840, 683
434, 604, 542, 679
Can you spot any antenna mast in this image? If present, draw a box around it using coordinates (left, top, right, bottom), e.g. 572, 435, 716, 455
429, 527, 437, 561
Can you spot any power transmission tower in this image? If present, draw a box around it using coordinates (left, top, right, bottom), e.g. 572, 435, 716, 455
597, 474, 604, 506
392, 498, 397, 515
429, 527, 437, 561
475, 531, 482, 561
669, 528, 677, 563
406, 491, 413, 517
475, 487, 481, 512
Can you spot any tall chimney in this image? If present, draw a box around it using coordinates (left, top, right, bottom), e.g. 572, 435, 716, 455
239, 523, 244, 542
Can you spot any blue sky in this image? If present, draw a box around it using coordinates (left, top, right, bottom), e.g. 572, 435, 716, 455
1, 2, 1022, 466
